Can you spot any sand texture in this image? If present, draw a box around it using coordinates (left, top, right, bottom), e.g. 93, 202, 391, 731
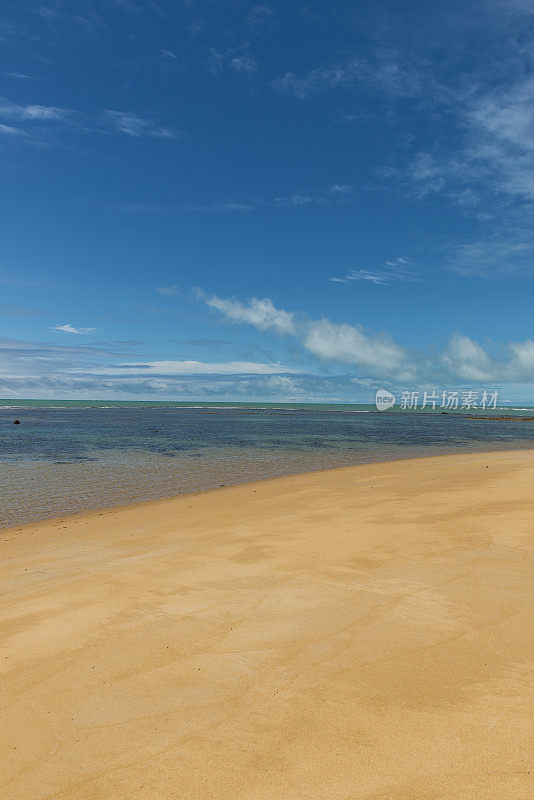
1, 450, 533, 799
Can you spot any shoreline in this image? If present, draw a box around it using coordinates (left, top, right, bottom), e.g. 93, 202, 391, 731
2, 450, 533, 799
3, 444, 534, 531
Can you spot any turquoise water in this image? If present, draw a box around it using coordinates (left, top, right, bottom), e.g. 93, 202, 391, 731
1, 403, 533, 527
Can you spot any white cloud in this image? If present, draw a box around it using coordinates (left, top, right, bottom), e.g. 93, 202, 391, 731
442, 333, 494, 382
442, 333, 534, 383
203, 293, 413, 379
204, 295, 297, 335
508, 339, 534, 380
53, 324, 96, 335
303, 318, 412, 378
202, 292, 534, 385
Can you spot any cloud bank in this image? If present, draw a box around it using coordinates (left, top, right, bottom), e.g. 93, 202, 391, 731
202, 293, 534, 387
203, 294, 415, 380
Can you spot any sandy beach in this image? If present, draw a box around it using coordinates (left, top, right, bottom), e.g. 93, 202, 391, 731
1, 450, 532, 799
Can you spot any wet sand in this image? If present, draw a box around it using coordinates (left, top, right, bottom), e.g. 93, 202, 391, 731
1, 450, 533, 799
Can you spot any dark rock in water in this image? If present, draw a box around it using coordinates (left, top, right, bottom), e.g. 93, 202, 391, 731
13, 419, 20, 424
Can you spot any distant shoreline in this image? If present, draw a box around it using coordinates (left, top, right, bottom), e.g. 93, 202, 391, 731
2, 398, 533, 418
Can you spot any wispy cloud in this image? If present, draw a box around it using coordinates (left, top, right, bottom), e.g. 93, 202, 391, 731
0, 304, 40, 317
2, 326, 533, 400
329, 184, 352, 195
0, 95, 178, 145
103, 110, 177, 139
181, 201, 255, 212
0, 336, 308, 401
0, 96, 68, 121
0, 123, 25, 136
447, 239, 534, 278
273, 53, 425, 100
75, 359, 299, 376
156, 285, 180, 296
408, 75, 534, 206
330, 270, 390, 286
204, 43, 259, 77
247, 5, 274, 34
109, 186, 355, 216
330, 257, 417, 286
53, 323, 96, 335
0, 330, 397, 401
268, 3, 534, 279
0, 271, 40, 287
2, 71, 34, 80
463, 76, 534, 202
0, 268, 41, 287
274, 60, 365, 99
403, 75, 534, 278
183, 186, 353, 213
0, 371, 379, 403
271, 194, 317, 207
0, 337, 116, 378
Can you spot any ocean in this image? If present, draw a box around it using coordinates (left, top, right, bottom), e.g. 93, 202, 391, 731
1, 401, 533, 527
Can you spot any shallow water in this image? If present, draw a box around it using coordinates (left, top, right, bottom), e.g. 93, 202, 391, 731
1, 406, 532, 527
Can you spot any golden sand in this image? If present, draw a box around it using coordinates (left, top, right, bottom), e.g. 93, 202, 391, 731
1, 450, 533, 799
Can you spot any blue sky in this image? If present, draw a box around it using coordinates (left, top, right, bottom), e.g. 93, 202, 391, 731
1, 0, 533, 402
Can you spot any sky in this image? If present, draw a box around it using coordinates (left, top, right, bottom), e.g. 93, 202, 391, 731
0, 0, 533, 403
